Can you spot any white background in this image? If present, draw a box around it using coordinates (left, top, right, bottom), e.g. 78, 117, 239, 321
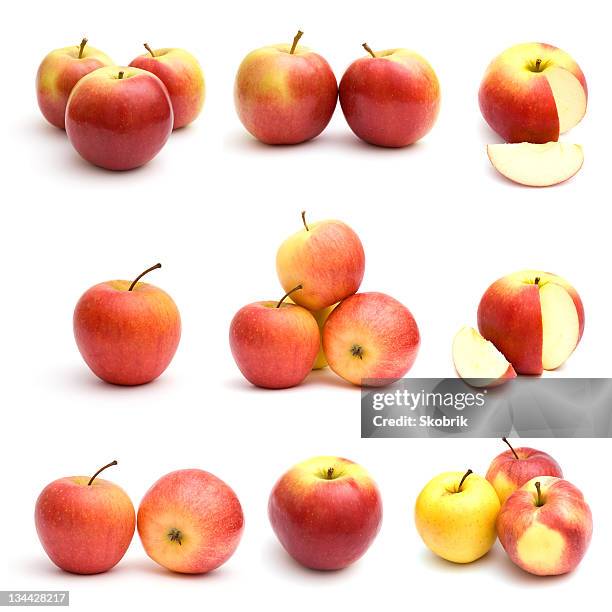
1, 0, 610, 609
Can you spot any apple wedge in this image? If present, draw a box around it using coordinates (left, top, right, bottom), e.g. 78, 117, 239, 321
452, 326, 516, 388
487, 142, 583, 187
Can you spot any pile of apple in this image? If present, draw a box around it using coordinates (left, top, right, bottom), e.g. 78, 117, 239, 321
415, 438, 592, 576
234, 31, 440, 147
36, 38, 205, 170
452, 269, 584, 386
229, 212, 420, 389
479, 43, 587, 187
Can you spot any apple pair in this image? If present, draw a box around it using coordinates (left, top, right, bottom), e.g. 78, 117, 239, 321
452, 270, 584, 386
36, 463, 244, 575
229, 213, 420, 388
480, 43, 587, 186
234, 31, 440, 147
36, 39, 205, 170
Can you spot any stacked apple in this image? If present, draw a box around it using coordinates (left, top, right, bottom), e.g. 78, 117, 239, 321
229, 212, 420, 388
36, 39, 205, 170
234, 31, 440, 147
479, 43, 587, 186
452, 270, 584, 386
415, 438, 592, 576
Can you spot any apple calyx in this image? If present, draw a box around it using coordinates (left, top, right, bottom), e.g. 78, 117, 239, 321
457, 469, 473, 492
87, 460, 118, 486
78, 37, 88, 59
534, 58, 542, 72
118, 71, 125, 80
362, 43, 376, 59
351, 344, 364, 360
128, 263, 162, 291
301, 210, 309, 232
326, 467, 335, 479
144, 43, 155, 57
534, 276, 541, 286
276, 284, 303, 308
502, 437, 520, 460
290, 30, 304, 55
168, 528, 182, 545
535, 481, 543, 507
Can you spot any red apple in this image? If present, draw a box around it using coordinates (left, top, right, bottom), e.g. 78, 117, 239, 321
35, 461, 135, 574
322, 292, 420, 386
276, 212, 365, 311
65, 66, 173, 170
129, 43, 205, 129
36, 38, 114, 129
137, 469, 244, 574
486, 438, 563, 504
234, 30, 337, 144
268, 456, 382, 570
73, 263, 181, 386
497, 477, 592, 576
339, 44, 440, 147
477, 270, 584, 375
229, 285, 319, 389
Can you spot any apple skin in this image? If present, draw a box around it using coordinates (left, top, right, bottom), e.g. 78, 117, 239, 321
312, 304, 336, 369
477, 270, 584, 375
339, 48, 440, 147
130, 47, 205, 129
486, 444, 563, 504
229, 300, 319, 389
497, 477, 592, 576
36, 40, 114, 129
137, 469, 244, 574
234, 42, 337, 144
322, 292, 420, 386
479, 43, 587, 143
65, 66, 173, 170
268, 456, 382, 570
73, 279, 181, 386
414, 471, 500, 563
276, 218, 365, 311
35, 475, 135, 574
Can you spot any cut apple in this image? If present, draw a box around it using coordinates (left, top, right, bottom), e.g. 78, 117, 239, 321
487, 142, 583, 187
452, 326, 516, 388
545, 67, 587, 134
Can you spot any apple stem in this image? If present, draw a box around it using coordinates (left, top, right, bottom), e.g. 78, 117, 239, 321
87, 460, 118, 486
301, 210, 309, 232
534, 276, 540, 286
276, 284, 303, 308
290, 30, 304, 55
144, 43, 155, 57
535, 481, 543, 506
457, 469, 473, 492
118, 71, 125, 80
128, 263, 162, 291
78, 38, 88, 59
502, 437, 520, 461
535, 58, 542, 71
326, 467, 335, 479
168, 528, 182, 545
362, 43, 376, 58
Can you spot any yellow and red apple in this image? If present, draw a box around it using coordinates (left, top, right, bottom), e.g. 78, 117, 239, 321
477, 270, 584, 375
497, 477, 592, 576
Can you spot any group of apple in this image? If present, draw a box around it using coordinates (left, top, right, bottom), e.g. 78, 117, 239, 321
452, 270, 584, 386
416, 438, 592, 576
35, 456, 380, 574
229, 212, 420, 389
234, 30, 441, 147
36, 38, 205, 170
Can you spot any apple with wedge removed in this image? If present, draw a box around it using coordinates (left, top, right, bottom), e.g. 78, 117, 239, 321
269, 456, 382, 570
323, 292, 420, 387
234, 30, 338, 144
35, 461, 135, 574
339, 44, 440, 147
130, 44, 205, 129
36, 38, 114, 129
477, 270, 584, 375
497, 477, 592, 576
486, 438, 563, 504
487, 143, 583, 187
452, 326, 516, 387
73, 263, 181, 386
415, 469, 500, 563
65, 66, 173, 170
479, 43, 587, 143
276, 212, 365, 311
137, 469, 244, 574
229, 285, 320, 389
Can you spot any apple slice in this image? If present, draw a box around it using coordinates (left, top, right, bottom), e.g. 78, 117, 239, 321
487, 142, 583, 187
545, 67, 587, 134
452, 326, 516, 388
